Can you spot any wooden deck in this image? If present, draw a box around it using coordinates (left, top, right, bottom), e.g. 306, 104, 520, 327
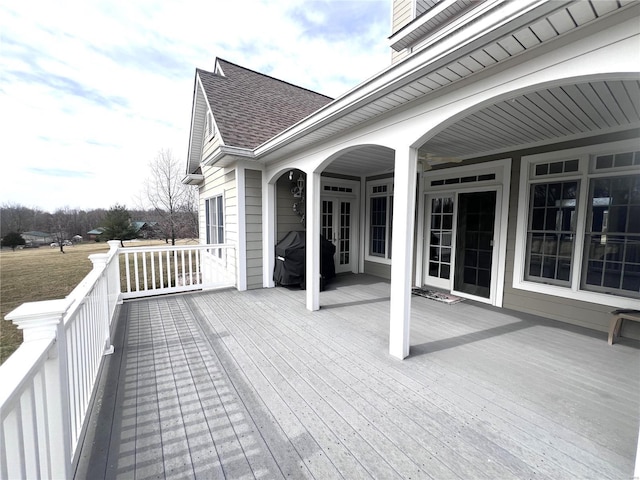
74, 274, 640, 479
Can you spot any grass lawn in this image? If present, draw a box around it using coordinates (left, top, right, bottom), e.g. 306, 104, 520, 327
0, 239, 196, 364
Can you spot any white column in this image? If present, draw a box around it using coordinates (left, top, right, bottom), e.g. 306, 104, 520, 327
306, 171, 321, 311
236, 164, 247, 291
262, 178, 276, 288
5, 299, 74, 479
389, 146, 418, 360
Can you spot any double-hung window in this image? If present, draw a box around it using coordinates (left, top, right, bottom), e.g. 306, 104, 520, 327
205, 195, 224, 245
368, 181, 393, 260
516, 140, 640, 304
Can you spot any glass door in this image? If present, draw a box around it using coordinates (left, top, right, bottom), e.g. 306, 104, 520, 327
454, 191, 496, 298
322, 198, 353, 273
423, 194, 454, 289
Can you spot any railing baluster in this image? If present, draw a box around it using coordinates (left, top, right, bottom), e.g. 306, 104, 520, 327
180, 249, 186, 285
173, 250, 179, 287
133, 252, 140, 292
151, 251, 156, 290
158, 252, 164, 288
125, 251, 131, 293
142, 251, 148, 291
166, 250, 171, 287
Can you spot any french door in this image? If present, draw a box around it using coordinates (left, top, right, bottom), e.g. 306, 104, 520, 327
453, 191, 496, 299
423, 194, 455, 289
321, 197, 354, 273
423, 190, 498, 300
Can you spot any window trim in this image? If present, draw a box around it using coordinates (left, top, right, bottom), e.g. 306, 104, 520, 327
205, 194, 224, 245
514, 138, 640, 309
365, 178, 394, 264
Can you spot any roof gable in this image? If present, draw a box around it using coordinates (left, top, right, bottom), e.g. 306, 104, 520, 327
197, 59, 333, 150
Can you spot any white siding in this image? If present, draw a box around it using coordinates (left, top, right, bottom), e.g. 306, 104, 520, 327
392, 0, 413, 34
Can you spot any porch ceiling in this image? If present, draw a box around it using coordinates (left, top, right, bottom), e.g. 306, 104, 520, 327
323, 79, 640, 177
421, 79, 640, 161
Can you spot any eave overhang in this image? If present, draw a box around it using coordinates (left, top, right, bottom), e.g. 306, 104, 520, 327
181, 173, 204, 185
389, 0, 496, 52
202, 145, 256, 168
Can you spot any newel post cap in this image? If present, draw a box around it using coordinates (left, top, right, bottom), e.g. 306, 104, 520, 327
5, 298, 73, 342
89, 252, 109, 269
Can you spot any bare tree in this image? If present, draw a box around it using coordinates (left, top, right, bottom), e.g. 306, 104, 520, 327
143, 149, 197, 245
49, 207, 73, 253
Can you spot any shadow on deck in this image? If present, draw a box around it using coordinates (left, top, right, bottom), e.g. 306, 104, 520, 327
75, 275, 640, 479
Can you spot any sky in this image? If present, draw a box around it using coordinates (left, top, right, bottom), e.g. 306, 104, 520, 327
0, 0, 391, 212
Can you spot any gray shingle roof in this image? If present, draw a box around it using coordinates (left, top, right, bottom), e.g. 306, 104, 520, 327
198, 59, 333, 150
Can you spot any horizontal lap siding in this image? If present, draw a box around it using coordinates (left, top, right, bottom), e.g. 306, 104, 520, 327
501, 136, 640, 339
200, 166, 238, 276
245, 169, 263, 289
391, 0, 413, 64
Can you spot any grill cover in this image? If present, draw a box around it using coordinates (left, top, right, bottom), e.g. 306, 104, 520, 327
273, 231, 336, 288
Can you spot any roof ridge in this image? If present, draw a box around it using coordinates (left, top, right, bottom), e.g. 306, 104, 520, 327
210, 58, 334, 100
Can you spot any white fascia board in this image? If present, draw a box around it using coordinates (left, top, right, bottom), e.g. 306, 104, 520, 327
202, 145, 255, 167
254, 0, 564, 159
181, 173, 204, 185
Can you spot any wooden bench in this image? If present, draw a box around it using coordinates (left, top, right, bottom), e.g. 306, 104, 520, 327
608, 309, 640, 345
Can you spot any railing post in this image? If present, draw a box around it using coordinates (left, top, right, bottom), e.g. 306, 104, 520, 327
88, 253, 115, 356
5, 299, 74, 480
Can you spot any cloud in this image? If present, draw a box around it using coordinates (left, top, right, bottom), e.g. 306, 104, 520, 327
0, 0, 391, 212
26, 168, 94, 179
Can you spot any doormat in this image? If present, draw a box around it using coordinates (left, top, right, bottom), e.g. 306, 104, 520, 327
411, 288, 465, 305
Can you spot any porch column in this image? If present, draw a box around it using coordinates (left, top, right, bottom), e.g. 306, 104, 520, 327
262, 179, 276, 288
306, 171, 321, 311
389, 146, 418, 359
236, 163, 247, 291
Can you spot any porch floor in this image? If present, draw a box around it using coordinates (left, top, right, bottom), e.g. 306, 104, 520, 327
75, 274, 640, 479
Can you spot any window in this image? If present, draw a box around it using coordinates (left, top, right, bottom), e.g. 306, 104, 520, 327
368, 181, 393, 260
525, 181, 578, 284
582, 175, 640, 295
516, 141, 640, 303
205, 195, 224, 244
203, 110, 215, 143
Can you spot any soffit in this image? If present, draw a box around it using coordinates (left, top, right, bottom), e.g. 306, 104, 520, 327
324, 78, 640, 176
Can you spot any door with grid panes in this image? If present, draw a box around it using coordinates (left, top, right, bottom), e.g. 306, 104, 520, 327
321, 197, 354, 273
423, 194, 455, 289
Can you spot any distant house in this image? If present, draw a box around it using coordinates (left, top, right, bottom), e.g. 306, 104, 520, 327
183, 0, 640, 359
87, 227, 105, 241
21, 231, 53, 246
132, 221, 161, 239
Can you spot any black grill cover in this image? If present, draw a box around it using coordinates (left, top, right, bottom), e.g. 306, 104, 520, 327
273, 231, 336, 288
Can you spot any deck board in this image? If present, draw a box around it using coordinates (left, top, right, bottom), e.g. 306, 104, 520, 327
75, 275, 640, 479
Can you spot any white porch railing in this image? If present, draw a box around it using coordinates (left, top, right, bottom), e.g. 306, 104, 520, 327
0, 242, 236, 479
120, 243, 236, 299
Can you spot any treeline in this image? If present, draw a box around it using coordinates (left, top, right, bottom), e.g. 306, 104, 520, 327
0, 202, 198, 243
